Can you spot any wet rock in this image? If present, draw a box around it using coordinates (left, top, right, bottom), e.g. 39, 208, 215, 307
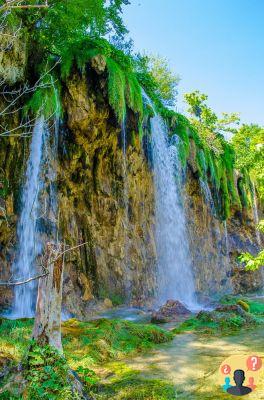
90, 54, 106, 74
103, 298, 113, 308
151, 300, 191, 324
215, 304, 247, 318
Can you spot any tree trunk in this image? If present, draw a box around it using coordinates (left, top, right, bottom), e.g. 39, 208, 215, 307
32, 242, 64, 352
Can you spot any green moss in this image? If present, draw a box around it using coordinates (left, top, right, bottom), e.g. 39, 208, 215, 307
93, 369, 178, 400
62, 318, 173, 369
246, 300, 264, 315
0, 318, 172, 372
0, 318, 173, 399
175, 297, 264, 336
237, 299, 250, 312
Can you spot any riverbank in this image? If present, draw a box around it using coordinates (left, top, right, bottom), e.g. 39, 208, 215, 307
0, 297, 264, 399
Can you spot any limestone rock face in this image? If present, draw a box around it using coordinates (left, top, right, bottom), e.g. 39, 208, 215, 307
0, 28, 27, 84
0, 43, 262, 316
185, 168, 263, 298
58, 72, 157, 316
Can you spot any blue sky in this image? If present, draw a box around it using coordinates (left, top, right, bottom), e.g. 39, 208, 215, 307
123, 0, 264, 125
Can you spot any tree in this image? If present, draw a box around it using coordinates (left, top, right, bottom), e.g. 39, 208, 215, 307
239, 220, 264, 271
232, 124, 264, 202
135, 53, 180, 107
184, 90, 240, 155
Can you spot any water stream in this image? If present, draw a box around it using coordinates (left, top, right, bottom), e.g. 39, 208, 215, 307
150, 113, 197, 309
123, 326, 264, 399
10, 117, 58, 318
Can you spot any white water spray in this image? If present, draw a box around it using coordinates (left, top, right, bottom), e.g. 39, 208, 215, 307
10, 117, 58, 318
150, 114, 197, 309
11, 117, 45, 317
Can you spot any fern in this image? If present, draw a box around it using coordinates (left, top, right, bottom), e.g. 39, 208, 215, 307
24, 74, 61, 118
126, 73, 143, 117
106, 57, 126, 123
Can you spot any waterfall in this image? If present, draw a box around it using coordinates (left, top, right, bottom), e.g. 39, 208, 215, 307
10, 116, 58, 318
252, 183, 261, 246
150, 113, 197, 309
199, 178, 216, 216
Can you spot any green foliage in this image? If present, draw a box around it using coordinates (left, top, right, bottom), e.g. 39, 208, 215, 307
19, 0, 129, 56
24, 74, 61, 118
232, 124, 264, 202
138, 54, 180, 107
173, 297, 264, 336
76, 366, 99, 390
106, 58, 126, 122
22, 343, 73, 400
239, 250, 264, 271
177, 91, 255, 220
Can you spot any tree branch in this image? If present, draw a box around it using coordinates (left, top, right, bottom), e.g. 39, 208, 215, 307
0, 272, 48, 286
0, 241, 89, 287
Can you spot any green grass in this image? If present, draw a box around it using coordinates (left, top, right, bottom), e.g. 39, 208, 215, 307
93, 369, 178, 400
0, 318, 173, 399
0, 318, 172, 369
173, 297, 264, 335
62, 318, 173, 369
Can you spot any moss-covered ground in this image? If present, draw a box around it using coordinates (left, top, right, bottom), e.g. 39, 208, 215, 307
173, 296, 264, 335
0, 318, 174, 399
1, 298, 264, 399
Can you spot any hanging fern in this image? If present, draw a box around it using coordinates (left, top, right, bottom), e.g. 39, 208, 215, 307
106, 57, 126, 123
126, 73, 143, 117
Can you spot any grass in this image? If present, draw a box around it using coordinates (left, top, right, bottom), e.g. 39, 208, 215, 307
62, 318, 173, 369
0, 317, 173, 399
93, 368, 178, 400
173, 297, 264, 335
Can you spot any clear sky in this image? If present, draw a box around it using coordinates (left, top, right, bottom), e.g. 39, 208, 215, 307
123, 0, 264, 125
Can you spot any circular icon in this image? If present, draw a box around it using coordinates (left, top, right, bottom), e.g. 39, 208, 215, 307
247, 356, 262, 372
221, 364, 231, 375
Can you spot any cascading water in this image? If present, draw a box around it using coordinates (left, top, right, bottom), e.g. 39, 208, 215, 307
150, 113, 197, 309
10, 116, 58, 318
198, 178, 232, 293
252, 183, 261, 246
199, 178, 216, 216
11, 117, 45, 317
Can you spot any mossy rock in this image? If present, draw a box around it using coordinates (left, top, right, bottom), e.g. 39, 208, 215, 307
237, 299, 250, 312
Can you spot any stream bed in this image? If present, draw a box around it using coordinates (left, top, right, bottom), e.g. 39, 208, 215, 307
98, 305, 264, 399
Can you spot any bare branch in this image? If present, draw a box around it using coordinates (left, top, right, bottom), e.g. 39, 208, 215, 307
0, 242, 89, 287
0, 272, 48, 286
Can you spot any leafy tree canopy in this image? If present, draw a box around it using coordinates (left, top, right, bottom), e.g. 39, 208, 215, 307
232, 124, 264, 201
4, 0, 130, 55
184, 90, 240, 155
239, 220, 264, 271
135, 53, 180, 108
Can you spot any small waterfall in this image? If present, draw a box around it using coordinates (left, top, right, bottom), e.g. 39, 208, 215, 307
198, 178, 232, 294
11, 117, 45, 317
10, 117, 58, 318
199, 178, 216, 216
150, 113, 197, 309
252, 183, 261, 246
